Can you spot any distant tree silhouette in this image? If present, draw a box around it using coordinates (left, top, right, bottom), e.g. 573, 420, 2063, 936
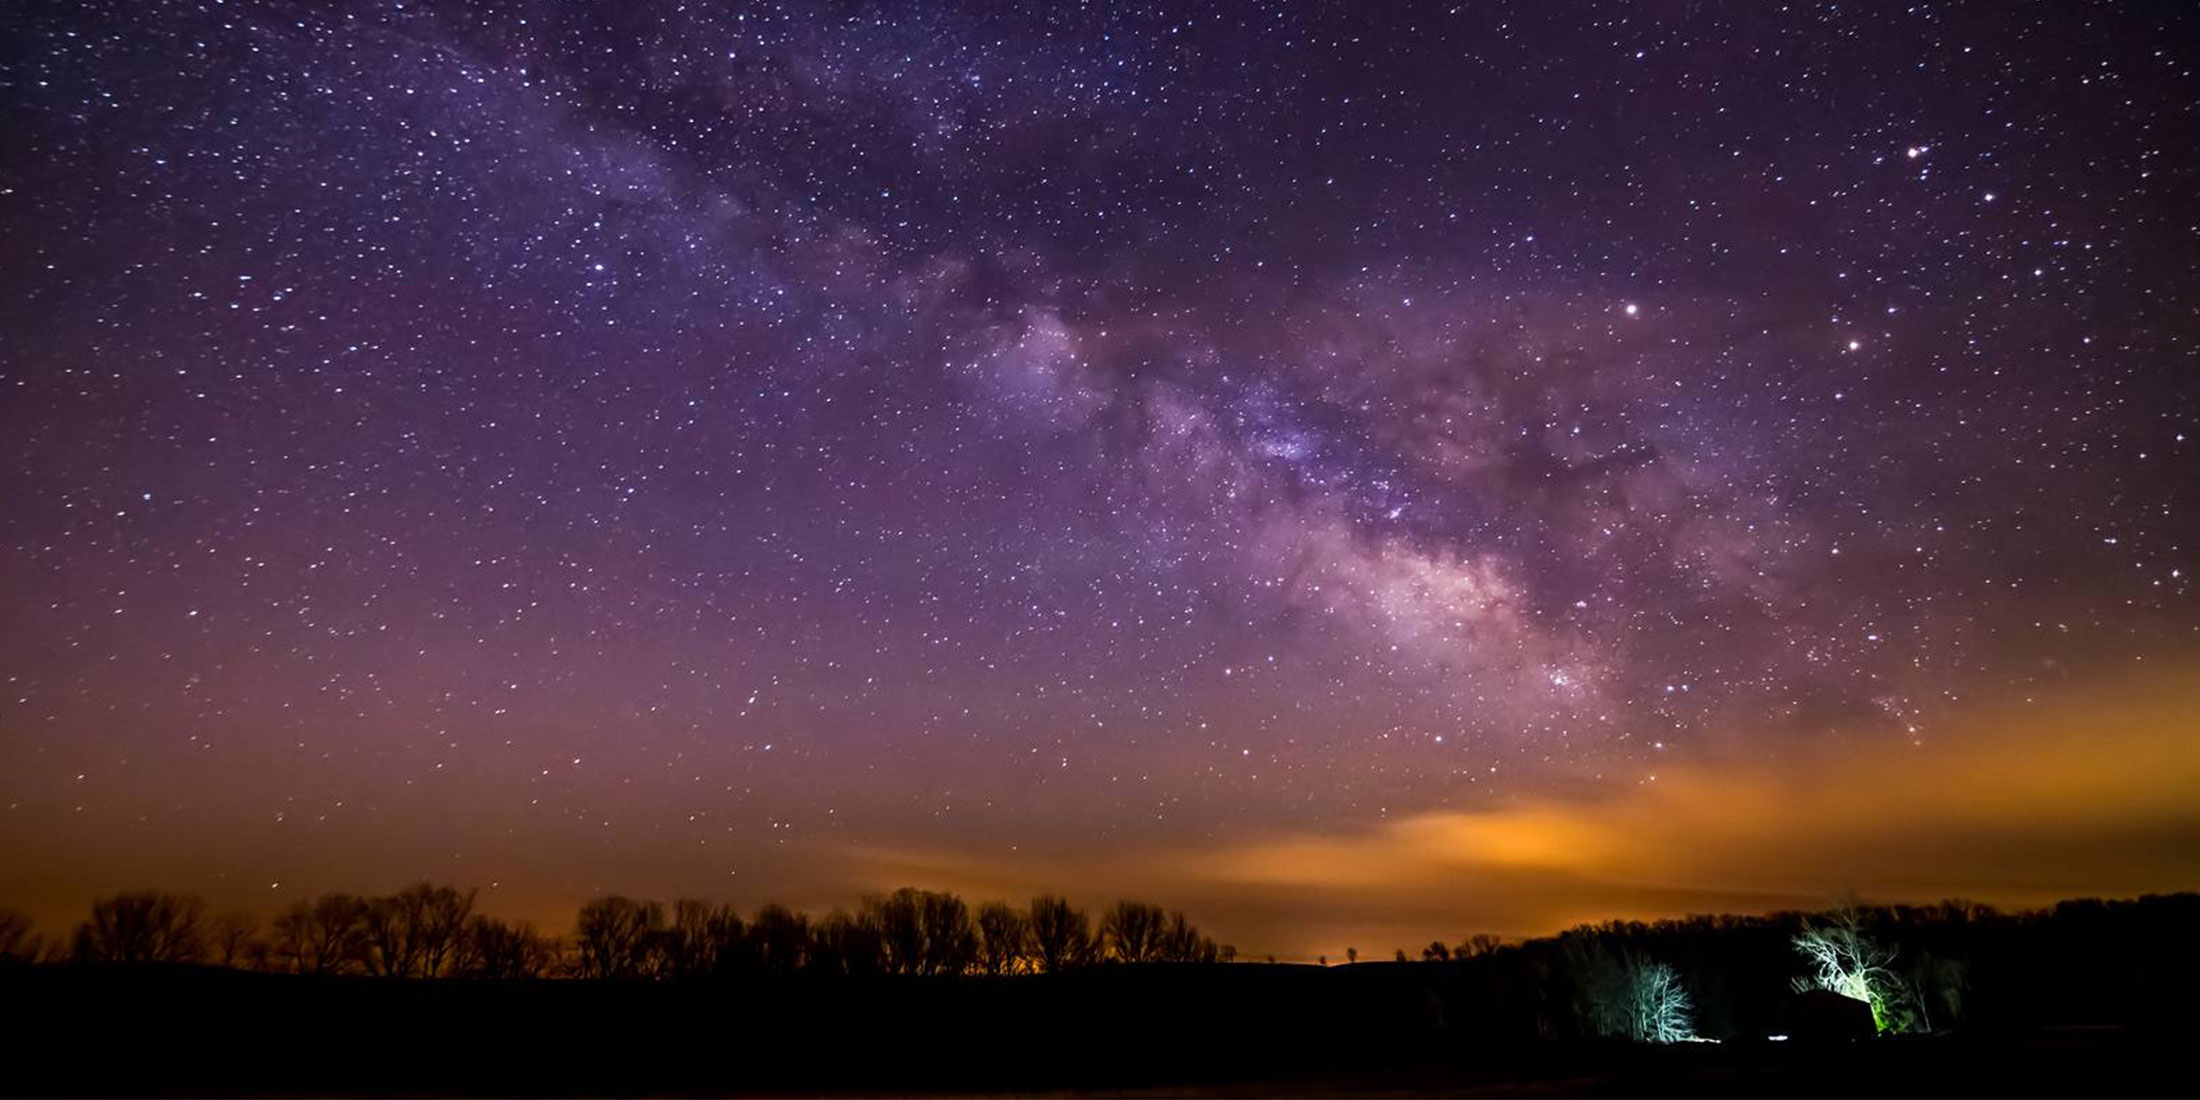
852, 887, 978, 975
1158, 910, 1219, 963
809, 908, 885, 976
752, 903, 811, 973
1459, 933, 1503, 958
663, 899, 741, 978
919, 892, 976, 975
1423, 940, 1451, 962
1395, 948, 1408, 963
74, 891, 207, 964
468, 915, 556, 979
870, 888, 927, 975
362, 885, 473, 977
37, 876, 2194, 1052
361, 894, 413, 977
274, 894, 367, 974
976, 901, 1029, 975
572, 896, 664, 979
1028, 894, 1095, 972
413, 884, 477, 977
0, 907, 42, 965
1101, 900, 1168, 963
210, 910, 262, 969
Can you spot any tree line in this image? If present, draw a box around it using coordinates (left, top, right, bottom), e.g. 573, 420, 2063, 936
9, 887, 2195, 1043
1407, 892, 2200, 1042
0, 885, 1230, 980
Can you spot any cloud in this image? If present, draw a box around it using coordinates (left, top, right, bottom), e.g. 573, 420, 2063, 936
823, 669, 2200, 958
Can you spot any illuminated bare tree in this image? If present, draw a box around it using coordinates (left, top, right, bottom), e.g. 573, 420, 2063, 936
74, 891, 208, 964
1627, 958, 1696, 1043
1792, 905, 1910, 1033
1569, 941, 1695, 1042
1028, 894, 1095, 972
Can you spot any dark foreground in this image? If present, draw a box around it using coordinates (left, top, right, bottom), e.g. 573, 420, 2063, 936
6, 965, 2191, 1097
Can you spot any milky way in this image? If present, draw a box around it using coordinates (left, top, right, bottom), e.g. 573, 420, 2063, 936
2, 1, 2195, 944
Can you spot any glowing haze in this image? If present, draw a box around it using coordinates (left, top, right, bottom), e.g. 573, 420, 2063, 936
2, 1, 2195, 958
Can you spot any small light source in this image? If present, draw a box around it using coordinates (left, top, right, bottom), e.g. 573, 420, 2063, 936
1767, 1034, 1790, 1042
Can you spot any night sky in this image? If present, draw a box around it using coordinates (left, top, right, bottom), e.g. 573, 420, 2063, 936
4, 1, 2197, 957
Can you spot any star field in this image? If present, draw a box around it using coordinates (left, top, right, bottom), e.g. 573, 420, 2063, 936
2, 0, 2196, 946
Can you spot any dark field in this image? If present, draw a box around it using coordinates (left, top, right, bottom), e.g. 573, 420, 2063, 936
8, 964, 2190, 1098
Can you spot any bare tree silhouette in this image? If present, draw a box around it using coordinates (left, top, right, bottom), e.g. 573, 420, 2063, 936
468, 915, 558, 979
210, 910, 262, 969
869, 888, 927, 976
1101, 900, 1168, 963
664, 899, 740, 978
412, 884, 478, 977
0, 907, 43, 966
751, 903, 811, 973
74, 892, 207, 964
1159, 910, 1218, 963
1028, 894, 1095, 973
1458, 933, 1503, 958
808, 908, 885, 976
919, 892, 976, 976
572, 896, 664, 979
860, 888, 977, 975
976, 901, 1029, 975
274, 894, 367, 974
362, 893, 422, 977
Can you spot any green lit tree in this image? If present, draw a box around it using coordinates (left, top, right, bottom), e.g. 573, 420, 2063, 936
1791, 904, 1914, 1033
